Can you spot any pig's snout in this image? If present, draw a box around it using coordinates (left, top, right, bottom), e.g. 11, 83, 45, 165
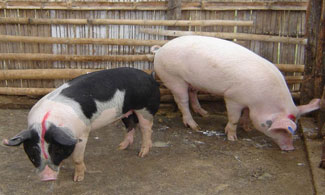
2, 139, 9, 145
278, 143, 294, 151
39, 165, 58, 181
269, 128, 295, 151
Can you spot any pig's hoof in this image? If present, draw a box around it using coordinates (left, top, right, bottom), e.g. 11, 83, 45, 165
201, 113, 209, 118
119, 140, 130, 150
194, 108, 208, 117
192, 125, 201, 131
243, 125, 253, 132
139, 148, 149, 157
227, 134, 238, 141
139, 143, 152, 157
184, 120, 200, 131
199, 110, 209, 117
73, 173, 84, 182
243, 126, 253, 132
73, 163, 86, 182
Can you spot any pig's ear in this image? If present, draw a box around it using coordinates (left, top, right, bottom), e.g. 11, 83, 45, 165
297, 98, 320, 115
45, 125, 77, 146
268, 118, 297, 135
3, 130, 31, 146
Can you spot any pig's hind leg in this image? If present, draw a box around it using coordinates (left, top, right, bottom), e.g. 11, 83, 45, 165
119, 113, 138, 150
164, 79, 199, 130
189, 87, 208, 117
239, 108, 253, 132
224, 98, 245, 141
134, 109, 154, 157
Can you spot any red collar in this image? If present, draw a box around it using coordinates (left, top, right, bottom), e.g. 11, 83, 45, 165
288, 114, 296, 122
41, 112, 50, 159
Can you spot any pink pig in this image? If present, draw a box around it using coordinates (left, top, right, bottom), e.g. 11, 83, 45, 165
152, 35, 320, 150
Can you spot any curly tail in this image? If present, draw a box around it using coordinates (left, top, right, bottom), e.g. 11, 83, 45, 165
150, 45, 161, 54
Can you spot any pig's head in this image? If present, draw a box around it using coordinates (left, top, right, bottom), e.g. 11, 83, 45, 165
265, 118, 296, 151
265, 98, 320, 151
2, 124, 77, 181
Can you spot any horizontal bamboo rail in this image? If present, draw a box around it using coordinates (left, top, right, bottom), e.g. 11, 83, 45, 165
140, 28, 308, 45
0, 69, 98, 80
0, 87, 54, 96
0, 1, 307, 11
0, 69, 304, 85
183, 1, 307, 11
0, 18, 253, 27
276, 64, 305, 73
0, 35, 167, 46
0, 53, 154, 62
0, 63, 305, 81
0, 37, 308, 61
0, 87, 301, 100
285, 76, 304, 84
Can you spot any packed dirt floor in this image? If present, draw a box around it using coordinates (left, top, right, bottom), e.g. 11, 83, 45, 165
0, 102, 317, 195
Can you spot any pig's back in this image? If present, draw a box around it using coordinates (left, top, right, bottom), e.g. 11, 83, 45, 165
154, 36, 291, 104
58, 67, 160, 119
29, 68, 160, 127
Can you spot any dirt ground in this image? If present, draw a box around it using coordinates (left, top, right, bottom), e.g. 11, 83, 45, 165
0, 103, 316, 195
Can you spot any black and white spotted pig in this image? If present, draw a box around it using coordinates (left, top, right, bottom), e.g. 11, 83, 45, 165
2, 67, 160, 182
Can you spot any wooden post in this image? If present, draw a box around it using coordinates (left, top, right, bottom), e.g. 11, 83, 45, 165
167, 0, 182, 39
167, 0, 182, 20
319, 86, 325, 168
314, 1, 325, 99
301, 0, 323, 104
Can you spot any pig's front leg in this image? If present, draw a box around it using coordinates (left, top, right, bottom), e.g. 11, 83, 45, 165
71, 134, 89, 182
135, 109, 153, 157
189, 88, 208, 117
224, 99, 245, 141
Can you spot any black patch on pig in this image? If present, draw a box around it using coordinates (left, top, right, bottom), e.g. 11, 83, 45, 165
45, 125, 76, 166
266, 120, 273, 128
261, 123, 265, 128
60, 67, 160, 119
122, 113, 139, 131
23, 129, 41, 168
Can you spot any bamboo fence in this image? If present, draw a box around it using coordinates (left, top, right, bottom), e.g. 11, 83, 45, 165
0, 0, 308, 103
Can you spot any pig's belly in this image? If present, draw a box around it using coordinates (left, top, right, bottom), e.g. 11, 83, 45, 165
182, 70, 235, 96
90, 108, 121, 130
